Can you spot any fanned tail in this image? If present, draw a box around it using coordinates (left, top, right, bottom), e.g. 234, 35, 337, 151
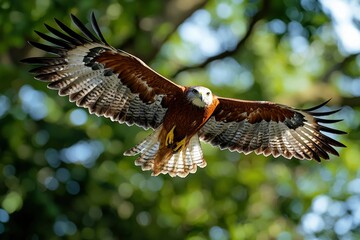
162, 135, 206, 177
124, 130, 161, 171
124, 129, 206, 177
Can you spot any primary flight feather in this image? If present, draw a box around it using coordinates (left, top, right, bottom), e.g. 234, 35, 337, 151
22, 13, 346, 178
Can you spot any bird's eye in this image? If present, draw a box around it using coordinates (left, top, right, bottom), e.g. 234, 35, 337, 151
206, 92, 210, 96
192, 89, 198, 93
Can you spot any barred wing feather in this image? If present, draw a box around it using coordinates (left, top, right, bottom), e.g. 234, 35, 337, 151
21, 13, 185, 130
199, 98, 345, 161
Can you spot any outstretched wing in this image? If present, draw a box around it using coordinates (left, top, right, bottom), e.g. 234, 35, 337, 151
21, 13, 185, 130
199, 98, 345, 161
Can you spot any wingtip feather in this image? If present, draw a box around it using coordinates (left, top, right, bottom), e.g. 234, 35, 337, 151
90, 11, 109, 45
301, 99, 332, 112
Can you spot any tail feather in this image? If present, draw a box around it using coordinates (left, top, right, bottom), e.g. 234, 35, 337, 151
124, 130, 160, 171
124, 130, 160, 156
188, 136, 206, 168
124, 129, 206, 177
158, 134, 207, 177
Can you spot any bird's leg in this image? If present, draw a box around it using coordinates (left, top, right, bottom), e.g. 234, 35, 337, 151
166, 125, 176, 146
165, 125, 186, 152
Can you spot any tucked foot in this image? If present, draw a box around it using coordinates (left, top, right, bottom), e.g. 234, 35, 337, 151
173, 138, 186, 153
166, 125, 176, 146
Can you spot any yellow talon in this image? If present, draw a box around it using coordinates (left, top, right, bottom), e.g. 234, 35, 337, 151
166, 126, 176, 146
173, 138, 186, 152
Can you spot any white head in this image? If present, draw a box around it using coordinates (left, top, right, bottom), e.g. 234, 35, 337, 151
186, 86, 213, 108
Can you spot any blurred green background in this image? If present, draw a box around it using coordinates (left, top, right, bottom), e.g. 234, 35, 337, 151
1, 0, 359, 239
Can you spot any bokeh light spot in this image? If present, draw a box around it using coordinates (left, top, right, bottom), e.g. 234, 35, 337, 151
53, 216, 77, 236
136, 211, 151, 226
44, 176, 59, 191
209, 226, 229, 240
69, 109, 88, 126
19, 85, 48, 120
0, 208, 9, 223
66, 180, 80, 195
60, 140, 104, 168
55, 168, 71, 183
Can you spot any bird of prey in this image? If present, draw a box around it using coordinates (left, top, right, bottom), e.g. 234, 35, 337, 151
22, 13, 345, 178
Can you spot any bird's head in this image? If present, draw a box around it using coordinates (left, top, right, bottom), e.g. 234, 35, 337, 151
186, 86, 213, 108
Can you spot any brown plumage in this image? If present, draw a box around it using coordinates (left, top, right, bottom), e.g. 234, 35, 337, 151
21, 13, 346, 178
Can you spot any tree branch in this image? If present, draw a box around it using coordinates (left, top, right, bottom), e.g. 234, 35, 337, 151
144, 0, 208, 63
321, 54, 358, 83
117, 15, 141, 51
340, 96, 360, 107
170, 0, 269, 79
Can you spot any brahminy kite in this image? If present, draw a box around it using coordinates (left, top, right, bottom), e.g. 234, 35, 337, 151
22, 13, 346, 177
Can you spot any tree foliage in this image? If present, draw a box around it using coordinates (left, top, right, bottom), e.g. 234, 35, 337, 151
0, 0, 359, 239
